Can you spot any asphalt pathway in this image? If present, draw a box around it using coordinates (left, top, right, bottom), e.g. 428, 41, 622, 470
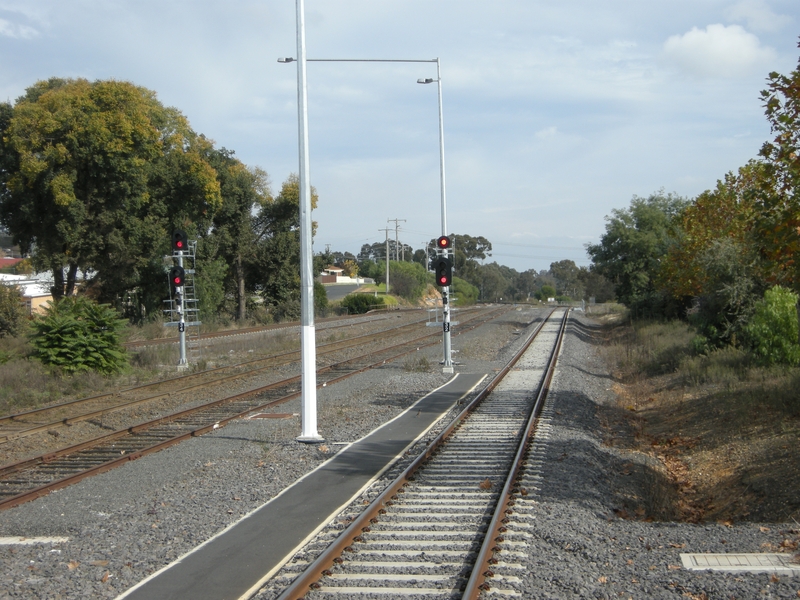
116, 372, 487, 600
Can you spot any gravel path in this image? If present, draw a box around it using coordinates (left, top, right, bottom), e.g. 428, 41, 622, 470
1, 308, 797, 599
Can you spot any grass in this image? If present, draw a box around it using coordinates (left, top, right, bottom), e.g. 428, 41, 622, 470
403, 354, 431, 372
0, 323, 303, 415
599, 315, 800, 523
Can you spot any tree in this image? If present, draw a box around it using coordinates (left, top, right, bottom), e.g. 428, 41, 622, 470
587, 191, 688, 314
577, 267, 615, 303
658, 164, 760, 301
753, 46, 800, 292
0, 78, 222, 311
549, 260, 583, 300
250, 174, 318, 314
389, 261, 428, 301
451, 277, 479, 306
0, 285, 25, 337
203, 147, 270, 320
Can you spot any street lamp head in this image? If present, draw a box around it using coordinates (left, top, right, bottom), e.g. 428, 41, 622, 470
278, 57, 295, 63
417, 78, 435, 84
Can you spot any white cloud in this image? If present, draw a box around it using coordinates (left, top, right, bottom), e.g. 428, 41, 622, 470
663, 24, 775, 78
726, 0, 793, 33
535, 126, 558, 140
0, 17, 38, 39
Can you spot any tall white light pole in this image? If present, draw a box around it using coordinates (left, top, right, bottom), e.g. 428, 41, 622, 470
418, 59, 452, 372
292, 0, 322, 442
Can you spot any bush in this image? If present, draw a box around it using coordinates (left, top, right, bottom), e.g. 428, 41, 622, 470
29, 297, 128, 374
451, 277, 478, 306
0, 284, 26, 337
744, 285, 800, 366
341, 293, 385, 315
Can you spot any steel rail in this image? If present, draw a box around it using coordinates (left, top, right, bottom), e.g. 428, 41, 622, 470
0, 312, 444, 428
273, 308, 558, 600
461, 308, 570, 599
0, 313, 443, 441
120, 311, 400, 349
0, 306, 512, 511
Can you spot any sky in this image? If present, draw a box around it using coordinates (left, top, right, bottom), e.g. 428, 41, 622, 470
1, 1, 798, 273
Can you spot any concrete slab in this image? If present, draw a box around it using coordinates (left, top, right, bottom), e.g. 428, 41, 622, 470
681, 553, 800, 573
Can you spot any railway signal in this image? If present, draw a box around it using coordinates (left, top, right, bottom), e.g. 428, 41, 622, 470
169, 266, 185, 289
436, 235, 451, 250
434, 257, 452, 287
172, 230, 188, 252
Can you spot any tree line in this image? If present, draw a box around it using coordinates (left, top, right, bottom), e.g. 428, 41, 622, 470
0, 76, 612, 332
587, 46, 800, 365
0, 77, 327, 325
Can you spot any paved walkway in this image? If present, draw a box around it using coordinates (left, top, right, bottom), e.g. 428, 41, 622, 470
117, 372, 487, 600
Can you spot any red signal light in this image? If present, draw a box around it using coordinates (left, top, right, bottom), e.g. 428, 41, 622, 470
436, 235, 451, 249
434, 258, 452, 287
169, 266, 185, 288
172, 230, 188, 252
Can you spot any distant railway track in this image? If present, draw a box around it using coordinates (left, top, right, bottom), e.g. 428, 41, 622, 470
0, 311, 462, 444
0, 305, 512, 511
121, 309, 415, 349
266, 308, 568, 600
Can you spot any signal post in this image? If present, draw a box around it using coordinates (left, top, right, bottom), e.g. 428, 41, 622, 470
170, 231, 188, 368
434, 235, 454, 372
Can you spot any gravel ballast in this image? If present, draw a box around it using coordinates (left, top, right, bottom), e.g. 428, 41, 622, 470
1, 308, 798, 599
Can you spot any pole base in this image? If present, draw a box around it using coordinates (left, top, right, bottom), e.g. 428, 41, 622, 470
297, 435, 325, 444
442, 365, 454, 374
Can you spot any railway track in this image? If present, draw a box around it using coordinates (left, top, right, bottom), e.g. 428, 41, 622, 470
263, 308, 569, 600
0, 305, 512, 511
0, 310, 475, 444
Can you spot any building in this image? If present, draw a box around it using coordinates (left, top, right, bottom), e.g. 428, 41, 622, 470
0, 273, 54, 315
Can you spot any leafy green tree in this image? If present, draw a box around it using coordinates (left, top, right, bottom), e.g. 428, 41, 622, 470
587, 191, 688, 315
535, 285, 557, 301
390, 261, 428, 301
0, 78, 222, 309
203, 147, 270, 320
577, 267, 615, 302
29, 297, 128, 374
0, 285, 25, 337
249, 174, 318, 312
478, 262, 510, 302
451, 277, 478, 306
744, 286, 800, 366
550, 260, 584, 299
688, 238, 763, 349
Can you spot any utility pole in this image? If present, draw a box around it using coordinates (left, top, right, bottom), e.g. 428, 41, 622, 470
388, 218, 406, 261
379, 228, 391, 294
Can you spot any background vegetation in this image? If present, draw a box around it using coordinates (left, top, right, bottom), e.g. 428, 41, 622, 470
587, 47, 800, 367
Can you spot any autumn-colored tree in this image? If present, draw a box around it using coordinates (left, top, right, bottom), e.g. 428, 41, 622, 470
754, 46, 800, 291
658, 162, 761, 300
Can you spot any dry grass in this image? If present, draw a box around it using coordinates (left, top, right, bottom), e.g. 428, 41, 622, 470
598, 316, 800, 523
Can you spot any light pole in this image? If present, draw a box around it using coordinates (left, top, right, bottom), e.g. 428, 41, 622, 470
278, 54, 452, 373
285, 0, 322, 443
418, 60, 453, 371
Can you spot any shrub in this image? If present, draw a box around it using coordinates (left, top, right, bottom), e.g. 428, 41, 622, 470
341, 293, 385, 315
744, 285, 800, 366
0, 284, 26, 338
29, 297, 128, 374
